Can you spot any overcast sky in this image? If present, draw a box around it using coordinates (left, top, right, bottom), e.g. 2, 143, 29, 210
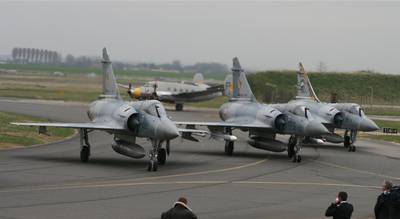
1, 1, 400, 73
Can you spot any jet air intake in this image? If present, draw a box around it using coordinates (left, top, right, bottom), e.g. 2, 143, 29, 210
274, 114, 287, 132
333, 112, 344, 127
127, 113, 140, 133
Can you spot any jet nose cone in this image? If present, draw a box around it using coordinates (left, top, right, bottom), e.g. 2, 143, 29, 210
157, 120, 180, 140
305, 120, 330, 136
359, 118, 379, 132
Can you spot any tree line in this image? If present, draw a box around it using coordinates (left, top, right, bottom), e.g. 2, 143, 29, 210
10, 47, 229, 74
12, 47, 61, 64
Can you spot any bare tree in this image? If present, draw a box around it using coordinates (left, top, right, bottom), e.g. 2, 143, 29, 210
65, 54, 75, 66
22, 48, 27, 63
28, 48, 33, 63
11, 48, 18, 61
17, 48, 22, 61
43, 50, 49, 63
48, 51, 53, 64
34, 49, 40, 63
39, 49, 44, 63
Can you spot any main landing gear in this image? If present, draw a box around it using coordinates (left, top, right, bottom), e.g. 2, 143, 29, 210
287, 135, 302, 163
225, 141, 234, 155
224, 127, 234, 155
344, 130, 356, 152
147, 140, 169, 172
79, 129, 91, 162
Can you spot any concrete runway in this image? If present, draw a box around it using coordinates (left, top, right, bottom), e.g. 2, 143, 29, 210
1, 99, 400, 219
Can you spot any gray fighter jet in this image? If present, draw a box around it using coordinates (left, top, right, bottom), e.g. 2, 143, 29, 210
12, 48, 205, 171
177, 58, 330, 162
271, 63, 379, 153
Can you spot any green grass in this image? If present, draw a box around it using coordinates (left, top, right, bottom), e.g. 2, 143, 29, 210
0, 63, 226, 81
186, 96, 228, 109
3, 64, 400, 111
363, 135, 400, 144
0, 87, 99, 102
373, 120, 400, 131
0, 134, 42, 146
247, 71, 400, 105
363, 107, 400, 116
0, 112, 74, 148
361, 119, 400, 143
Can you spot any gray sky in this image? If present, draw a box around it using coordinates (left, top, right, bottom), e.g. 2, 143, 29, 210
1, 1, 400, 73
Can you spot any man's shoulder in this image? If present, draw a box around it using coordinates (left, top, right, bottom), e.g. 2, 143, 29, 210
340, 202, 354, 210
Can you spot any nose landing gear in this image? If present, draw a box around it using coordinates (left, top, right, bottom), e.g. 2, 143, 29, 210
288, 135, 302, 163
147, 140, 168, 172
344, 130, 356, 152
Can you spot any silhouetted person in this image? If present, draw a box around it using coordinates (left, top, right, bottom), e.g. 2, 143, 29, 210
389, 185, 400, 219
325, 191, 354, 219
375, 180, 392, 219
161, 197, 197, 219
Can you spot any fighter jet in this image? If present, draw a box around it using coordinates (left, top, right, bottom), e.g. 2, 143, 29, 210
271, 63, 379, 152
176, 58, 330, 162
119, 73, 224, 111
12, 48, 205, 171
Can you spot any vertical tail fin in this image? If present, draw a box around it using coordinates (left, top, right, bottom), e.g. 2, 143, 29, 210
224, 57, 256, 101
192, 73, 204, 84
296, 62, 320, 102
101, 48, 121, 99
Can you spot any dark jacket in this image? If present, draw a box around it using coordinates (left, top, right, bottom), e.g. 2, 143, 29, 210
375, 192, 391, 219
389, 188, 400, 219
325, 202, 354, 219
161, 202, 197, 219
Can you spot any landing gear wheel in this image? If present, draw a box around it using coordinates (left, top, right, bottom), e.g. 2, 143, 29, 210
292, 154, 302, 163
344, 136, 351, 148
147, 160, 158, 172
287, 136, 296, 158
297, 155, 302, 162
158, 148, 167, 165
288, 145, 295, 158
225, 141, 234, 156
80, 146, 90, 163
175, 103, 183, 111
349, 145, 356, 152
292, 154, 297, 163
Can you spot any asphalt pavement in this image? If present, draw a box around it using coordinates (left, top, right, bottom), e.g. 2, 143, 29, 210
1, 99, 400, 219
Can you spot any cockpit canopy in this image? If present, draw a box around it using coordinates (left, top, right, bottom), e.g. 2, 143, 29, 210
349, 105, 365, 117
144, 101, 167, 118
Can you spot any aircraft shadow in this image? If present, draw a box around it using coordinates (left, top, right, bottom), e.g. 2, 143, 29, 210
173, 149, 310, 161
303, 143, 364, 152
12, 155, 202, 170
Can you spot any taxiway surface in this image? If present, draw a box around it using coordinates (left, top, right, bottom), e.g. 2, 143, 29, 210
1, 99, 399, 219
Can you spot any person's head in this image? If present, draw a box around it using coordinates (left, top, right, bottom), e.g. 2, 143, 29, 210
337, 191, 348, 202
177, 197, 188, 205
382, 180, 393, 192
